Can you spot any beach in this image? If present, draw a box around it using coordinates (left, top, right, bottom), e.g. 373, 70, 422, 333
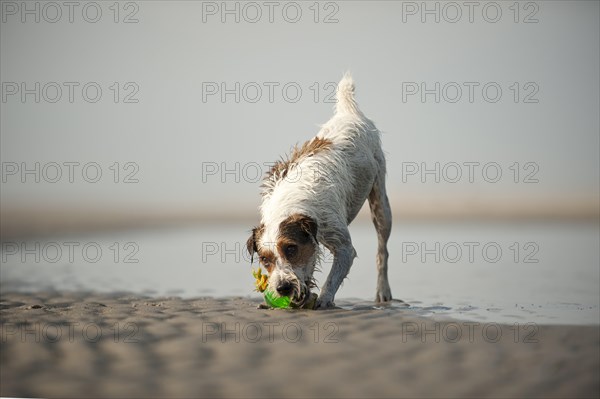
1, 291, 598, 398
2, 0, 599, 397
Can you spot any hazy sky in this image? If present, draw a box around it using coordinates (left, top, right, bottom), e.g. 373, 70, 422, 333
1, 1, 599, 217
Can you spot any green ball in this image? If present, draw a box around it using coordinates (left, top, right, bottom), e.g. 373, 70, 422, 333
264, 290, 291, 308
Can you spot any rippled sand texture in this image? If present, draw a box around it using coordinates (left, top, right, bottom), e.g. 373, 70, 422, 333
1, 292, 599, 398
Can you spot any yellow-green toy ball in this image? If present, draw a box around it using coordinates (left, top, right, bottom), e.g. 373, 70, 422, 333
264, 290, 291, 308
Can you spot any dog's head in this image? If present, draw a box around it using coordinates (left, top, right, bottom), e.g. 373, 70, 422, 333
246, 213, 319, 306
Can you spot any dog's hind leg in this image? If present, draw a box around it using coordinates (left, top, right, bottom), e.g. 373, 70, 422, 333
368, 172, 392, 302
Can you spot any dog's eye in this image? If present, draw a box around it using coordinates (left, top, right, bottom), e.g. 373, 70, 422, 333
284, 244, 298, 258
259, 256, 270, 265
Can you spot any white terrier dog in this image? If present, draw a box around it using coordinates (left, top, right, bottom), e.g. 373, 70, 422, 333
246, 73, 392, 309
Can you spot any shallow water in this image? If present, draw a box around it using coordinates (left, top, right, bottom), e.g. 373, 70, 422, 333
1, 221, 598, 325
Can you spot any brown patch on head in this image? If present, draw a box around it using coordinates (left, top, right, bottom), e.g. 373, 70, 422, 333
262, 137, 332, 197
276, 214, 318, 269
246, 224, 276, 273
258, 249, 276, 274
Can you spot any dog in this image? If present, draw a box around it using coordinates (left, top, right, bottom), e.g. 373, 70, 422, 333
246, 73, 392, 309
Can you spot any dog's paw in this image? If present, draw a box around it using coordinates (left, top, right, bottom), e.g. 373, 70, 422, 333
299, 292, 318, 310
375, 284, 392, 303
315, 297, 336, 310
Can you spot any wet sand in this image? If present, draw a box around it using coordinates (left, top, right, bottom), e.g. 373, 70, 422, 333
1, 291, 598, 398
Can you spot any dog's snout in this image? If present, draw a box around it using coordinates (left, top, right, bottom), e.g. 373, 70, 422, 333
276, 281, 293, 296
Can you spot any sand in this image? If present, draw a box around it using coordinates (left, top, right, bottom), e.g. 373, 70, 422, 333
1, 291, 598, 398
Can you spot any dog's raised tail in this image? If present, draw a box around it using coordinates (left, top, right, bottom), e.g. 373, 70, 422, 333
335, 72, 360, 115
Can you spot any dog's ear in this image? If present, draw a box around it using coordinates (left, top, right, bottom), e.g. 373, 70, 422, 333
246, 230, 257, 264
246, 225, 264, 264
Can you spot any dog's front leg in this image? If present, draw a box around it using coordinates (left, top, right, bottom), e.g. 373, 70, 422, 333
315, 244, 356, 309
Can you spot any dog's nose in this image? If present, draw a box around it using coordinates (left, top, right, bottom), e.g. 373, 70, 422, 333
276, 282, 293, 296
